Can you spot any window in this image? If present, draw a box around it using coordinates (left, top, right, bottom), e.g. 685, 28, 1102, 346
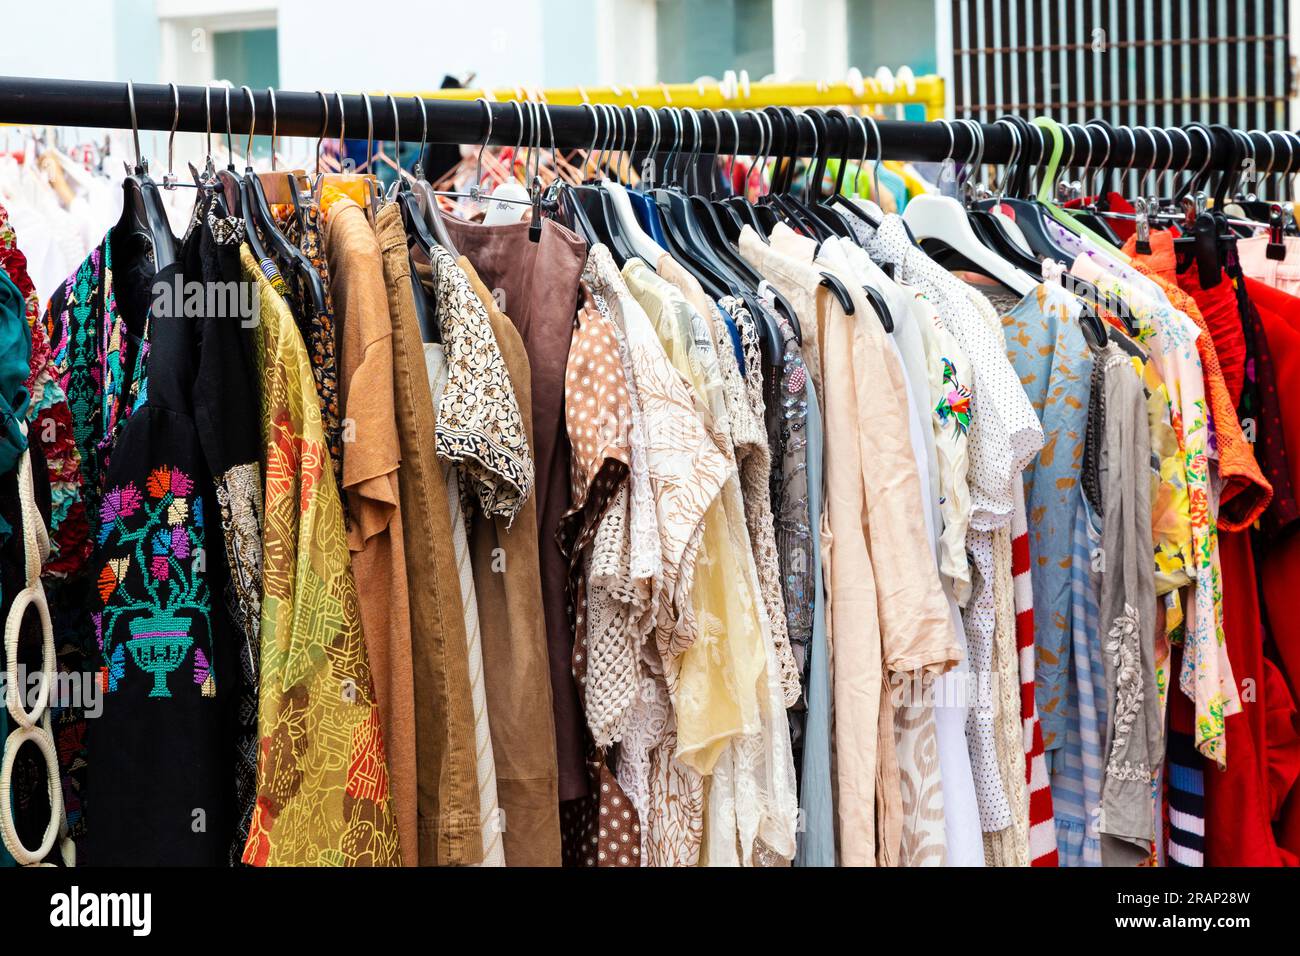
655, 0, 774, 83
212, 27, 280, 91
847, 0, 938, 76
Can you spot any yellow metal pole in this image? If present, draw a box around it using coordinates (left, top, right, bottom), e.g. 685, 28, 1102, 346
385, 76, 945, 114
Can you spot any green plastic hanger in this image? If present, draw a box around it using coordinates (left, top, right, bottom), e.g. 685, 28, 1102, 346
1032, 116, 1122, 251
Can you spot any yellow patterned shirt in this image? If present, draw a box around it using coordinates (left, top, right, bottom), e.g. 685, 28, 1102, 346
239, 246, 400, 866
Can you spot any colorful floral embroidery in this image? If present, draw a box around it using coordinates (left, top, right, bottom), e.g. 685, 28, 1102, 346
97, 466, 212, 699
935, 356, 972, 436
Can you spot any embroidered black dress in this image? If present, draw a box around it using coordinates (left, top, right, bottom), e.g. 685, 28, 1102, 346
51, 199, 261, 865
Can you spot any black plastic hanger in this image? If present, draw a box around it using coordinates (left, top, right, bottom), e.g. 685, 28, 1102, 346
112, 81, 177, 272
579, 104, 638, 263
242, 87, 329, 319
685, 108, 787, 361
1173, 123, 1234, 288
1061, 122, 1123, 245
975, 117, 1075, 263
707, 109, 804, 347
765, 107, 833, 241
649, 108, 738, 299
709, 108, 755, 242
800, 110, 854, 238
725, 109, 777, 237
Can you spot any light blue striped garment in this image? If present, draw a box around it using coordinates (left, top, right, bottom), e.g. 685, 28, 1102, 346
1050, 496, 1106, 866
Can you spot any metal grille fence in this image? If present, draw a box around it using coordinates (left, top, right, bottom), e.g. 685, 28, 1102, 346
949, 0, 1291, 190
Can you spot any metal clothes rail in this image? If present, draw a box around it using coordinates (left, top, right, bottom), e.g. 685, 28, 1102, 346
0, 75, 1290, 176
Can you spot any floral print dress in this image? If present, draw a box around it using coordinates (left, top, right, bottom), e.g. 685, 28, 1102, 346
1070, 256, 1240, 766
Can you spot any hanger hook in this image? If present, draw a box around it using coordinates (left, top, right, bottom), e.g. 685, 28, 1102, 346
693, 109, 709, 194
680, 107, 696, 187
362, 94, 374, 171
859, 112, 883, 188
591, 104, 605, 178
592, 104, 606, 178
676, 108, 692, 191
124, 80, 144, 173
1247, 130, 1274, 196
623, 105, 639, 184
633, 105, 653, 184
163, 82, 179, 186
240, 85, 256, 168
507, 100, 525, 181
384, 92, 401, 172
266, 87, 278, 171
1069, 122, 1093, 195
1116, 125, 1137, 192
205, 83, 214, 166
724, 109, 741, 187
1059, 122, 1077, 172
529, 100, 543, 187
850, 114, 868, 195
1236, 129, 1257, 198
660, 108, 679, 185
605, 104, 620, 179
800, 112, 819, 198
1135, 126, 1159, 197
1027, 122, 1048, 195
521, 100, 535, 186
1084, 120, 1112, 197
741, 110, 763, 190
600, 104, 616, 179
614, 104, 629, 180
1284, 131, 1300, 202
333, 91, 346, 159
223, 84, 234, 169
760, 108, 780, 192
954, 118, 979, 193
1188, 124, 1214, 192
667, 107, 684, 185
687, 108, 704, 192
758, 109, 775, 192
413, 95, 429, 181
643, 104, 662, 185
993, 117, 1020, 198
972, 119, 989, 194
1271, 131, 1294, 200
1150, 127, 1173, 197
1166, 126, 1192, 190
935, 117, 955, 163
475, 98, 494, 194
580, 102, 599, 177
315, 91, 329, 177
539, 100, 557, 179
703, 109, 722, 198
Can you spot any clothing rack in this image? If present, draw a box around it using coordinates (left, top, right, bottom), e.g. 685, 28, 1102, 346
396, 75, 947, 119
0, 75, 1287, 176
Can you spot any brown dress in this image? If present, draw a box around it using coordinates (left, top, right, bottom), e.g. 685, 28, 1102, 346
440, 214, 591, 801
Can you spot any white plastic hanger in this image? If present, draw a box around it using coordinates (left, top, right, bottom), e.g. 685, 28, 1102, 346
903, 120, 1037, 295
904, 192, 1037, 295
